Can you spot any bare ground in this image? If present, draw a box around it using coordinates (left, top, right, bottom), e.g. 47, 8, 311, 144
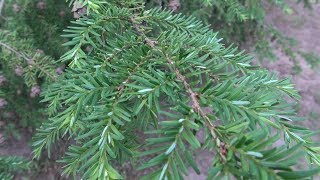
264, 2, 320, 121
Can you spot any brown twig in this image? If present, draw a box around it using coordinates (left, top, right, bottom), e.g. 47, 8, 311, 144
0, 41, 57, 81
165, 54, 218, 137
166, 54, 229, 160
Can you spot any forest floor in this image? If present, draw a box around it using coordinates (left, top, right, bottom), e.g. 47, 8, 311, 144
0, 2, 319, 180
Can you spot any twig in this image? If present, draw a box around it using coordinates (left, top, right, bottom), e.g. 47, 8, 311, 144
166, 55, 215, 131
166, 54, 228, 159
0, 41, 31, 62
0, 41, 57, 81
129, 13, 226, 157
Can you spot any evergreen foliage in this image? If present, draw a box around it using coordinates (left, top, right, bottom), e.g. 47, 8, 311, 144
30, 1, 320, 179
0, 156, 30, 180
0, 0, 71, 178
0, 0, 72, 130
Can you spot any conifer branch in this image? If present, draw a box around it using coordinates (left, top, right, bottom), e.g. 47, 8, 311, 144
165, 54, 228, 159
165, 54, 214, 129
0, 41, 31, 63
31, 2, 320, 179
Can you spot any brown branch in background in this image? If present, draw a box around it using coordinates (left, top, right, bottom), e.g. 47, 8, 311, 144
0, 41, 57, 81
168, 0, 181, 12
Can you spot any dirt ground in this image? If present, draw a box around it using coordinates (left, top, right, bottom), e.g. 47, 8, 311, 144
1, 2, 320, 180
264, 1, 320, 120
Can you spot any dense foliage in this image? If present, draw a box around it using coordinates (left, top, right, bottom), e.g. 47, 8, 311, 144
0, 0, 72, 178
0, 0, 72, 131
0, 156, 30, 179
0, 0, 319, 179
31, 0, 320, 179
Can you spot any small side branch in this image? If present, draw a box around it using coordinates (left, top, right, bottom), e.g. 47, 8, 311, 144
0, 41, 57, 81
166, 55, 214, 127
0, 41, 30, 62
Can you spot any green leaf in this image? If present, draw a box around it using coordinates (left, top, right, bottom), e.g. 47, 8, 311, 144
277, 168, 320, 179
207, 165, 223, 179
231, 101, 250, 105
159, 163, 169, 180
138, 88, 154, 93
165, 143, 176, 155
181, 129, 201, 149
246, 151, 263, 158
185, 151, 200, 174
266, 143, 302, 161
106, 164, 123, 179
